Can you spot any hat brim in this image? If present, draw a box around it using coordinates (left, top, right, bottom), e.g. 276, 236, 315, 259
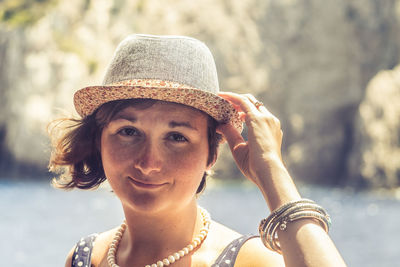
74, 85, 243, 132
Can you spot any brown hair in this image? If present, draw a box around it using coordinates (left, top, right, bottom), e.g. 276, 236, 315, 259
49, 99, 222, 193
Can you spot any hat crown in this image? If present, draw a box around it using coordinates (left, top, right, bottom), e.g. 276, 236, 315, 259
103, 34, 219, 93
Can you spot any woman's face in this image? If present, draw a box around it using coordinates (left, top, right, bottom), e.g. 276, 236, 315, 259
100, 101, 213, 214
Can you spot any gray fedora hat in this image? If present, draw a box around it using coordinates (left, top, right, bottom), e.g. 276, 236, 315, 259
74, 34, 242, 131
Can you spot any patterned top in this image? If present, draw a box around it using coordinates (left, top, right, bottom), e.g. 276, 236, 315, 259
71, 234, 257, 267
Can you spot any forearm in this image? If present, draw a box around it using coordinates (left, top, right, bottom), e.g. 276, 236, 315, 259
254, 156, 301, 211
216, 91, 346, 266
256, 159, 347, 267
278, 218, 347, 267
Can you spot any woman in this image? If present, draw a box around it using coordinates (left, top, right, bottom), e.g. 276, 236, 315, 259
49, 34, 346, 267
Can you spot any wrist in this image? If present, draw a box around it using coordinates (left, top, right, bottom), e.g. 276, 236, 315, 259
254, 157, 301, 211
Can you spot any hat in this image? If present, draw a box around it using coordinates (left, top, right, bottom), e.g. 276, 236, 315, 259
74, 34, 242, 131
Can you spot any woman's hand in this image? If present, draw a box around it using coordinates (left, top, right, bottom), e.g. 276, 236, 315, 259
217, 92, 284, 187
218, 92, 347, 267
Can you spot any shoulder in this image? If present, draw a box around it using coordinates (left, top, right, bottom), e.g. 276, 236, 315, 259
235, 237, 285, 267
205, 220, 242, 252
65, 246, 74, 267
91, 228, 117, 267
204, 221, 284, 266
64, 229, 117, 267
192, 220, 240, 265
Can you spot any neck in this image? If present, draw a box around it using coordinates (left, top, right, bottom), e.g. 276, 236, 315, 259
117, 199, 203, 265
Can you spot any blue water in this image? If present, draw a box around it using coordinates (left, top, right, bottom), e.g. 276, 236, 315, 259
1, 180, 399, 267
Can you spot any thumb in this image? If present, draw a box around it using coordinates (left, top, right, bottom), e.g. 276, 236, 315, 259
217, 123, 245, 152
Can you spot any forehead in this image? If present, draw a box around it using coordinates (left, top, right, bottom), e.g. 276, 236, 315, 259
113, 100, 209, 123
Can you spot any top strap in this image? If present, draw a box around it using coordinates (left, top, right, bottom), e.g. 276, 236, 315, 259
211, 235, 258, 267
70, 233, 256, 267
71, 234, 98, 267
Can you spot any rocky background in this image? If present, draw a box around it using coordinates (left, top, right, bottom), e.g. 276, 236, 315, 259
0, 0, 399, 189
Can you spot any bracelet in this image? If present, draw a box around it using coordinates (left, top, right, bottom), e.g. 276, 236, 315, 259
259, 198, 331, 254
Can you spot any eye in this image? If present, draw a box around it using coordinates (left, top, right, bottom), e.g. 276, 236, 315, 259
168, 133, 188, 142
118, 127, 140, 137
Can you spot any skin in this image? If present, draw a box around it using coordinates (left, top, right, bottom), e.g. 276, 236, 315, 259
65, 94, 346, 267
99, 102, 214, 266
217, 92, 347, 267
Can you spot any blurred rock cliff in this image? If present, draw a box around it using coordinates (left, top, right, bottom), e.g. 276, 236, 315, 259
1, 0, 400, 188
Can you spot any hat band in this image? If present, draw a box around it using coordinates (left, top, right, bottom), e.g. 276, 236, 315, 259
109, 79, 198, 90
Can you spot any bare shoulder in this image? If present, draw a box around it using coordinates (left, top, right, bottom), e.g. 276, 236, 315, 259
90, 228, 117, 267
64, 246, 75, 267
235, 237, 285, 267
193, 220, 241, 265
206, 220, 242, 250
204, 221, 284, 266
63, 228, 117, 267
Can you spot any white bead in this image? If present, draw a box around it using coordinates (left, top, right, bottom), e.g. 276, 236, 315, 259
168, 255, 176, 263
173, 252, 180, 260
77, 261, 83, 267
83, 246, 89, 252
105, 208, 211, 267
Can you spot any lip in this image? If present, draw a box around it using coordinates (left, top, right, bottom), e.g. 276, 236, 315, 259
128, 177, 167, 189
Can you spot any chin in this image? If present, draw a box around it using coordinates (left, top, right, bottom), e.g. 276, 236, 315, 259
122, 191, 170, 214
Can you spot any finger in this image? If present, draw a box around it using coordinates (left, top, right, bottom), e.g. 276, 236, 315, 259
257, 104, 269, 113
220, 91, 275, 115
243, 93, 259, 105
238, 111, 246, 121
242, 93, 271, 114
216, 123, 245, 152
219, 92, 259, 114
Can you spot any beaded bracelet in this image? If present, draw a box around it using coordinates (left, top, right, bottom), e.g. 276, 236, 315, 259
259, 199, 331, 253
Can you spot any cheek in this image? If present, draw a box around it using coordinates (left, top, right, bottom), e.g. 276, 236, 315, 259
100, 135, 131, 177
166, 145, 209, 184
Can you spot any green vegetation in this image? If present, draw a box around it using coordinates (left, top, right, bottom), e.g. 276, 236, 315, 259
0, 0, 58, 28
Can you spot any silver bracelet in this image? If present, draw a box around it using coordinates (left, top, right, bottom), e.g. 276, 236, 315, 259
259, 199, 331, 253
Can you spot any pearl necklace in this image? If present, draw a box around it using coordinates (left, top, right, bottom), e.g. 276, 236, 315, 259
107, 207, 211, 267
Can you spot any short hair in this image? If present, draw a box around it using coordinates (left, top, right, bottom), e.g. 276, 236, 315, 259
49, 99, 222, 194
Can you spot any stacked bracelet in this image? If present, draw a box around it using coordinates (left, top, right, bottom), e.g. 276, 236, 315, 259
259, 198, 331, 253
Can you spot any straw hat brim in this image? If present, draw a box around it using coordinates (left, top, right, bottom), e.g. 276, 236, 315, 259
74, 85, 243, 132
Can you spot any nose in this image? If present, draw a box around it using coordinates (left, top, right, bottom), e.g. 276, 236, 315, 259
133, 141, 162, 175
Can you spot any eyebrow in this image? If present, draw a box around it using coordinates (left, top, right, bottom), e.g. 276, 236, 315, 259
113, 114, 198, 131
114, 114, 137, 123
169, 121, 198, 131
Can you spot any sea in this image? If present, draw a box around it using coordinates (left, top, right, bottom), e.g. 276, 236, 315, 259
1, 179, 399, 267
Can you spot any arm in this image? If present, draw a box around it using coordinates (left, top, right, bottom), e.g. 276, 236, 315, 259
217, 92, 346, 267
